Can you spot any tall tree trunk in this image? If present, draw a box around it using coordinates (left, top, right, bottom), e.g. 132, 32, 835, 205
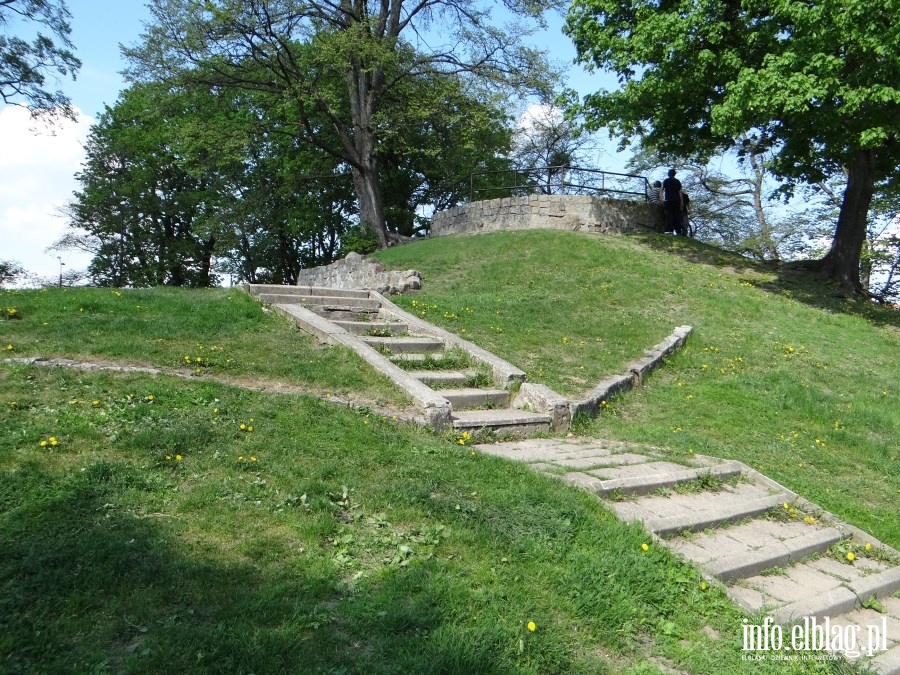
351, 160, 389, 249
816, 149, 875, 293
347, 62, 389, 249
748, 151, 779, 261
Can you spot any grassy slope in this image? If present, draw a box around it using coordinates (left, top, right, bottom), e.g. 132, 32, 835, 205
376, 230, 899, 548
0, 285, 408, 408
1, 366, 826, 674
1, 230, 896, 673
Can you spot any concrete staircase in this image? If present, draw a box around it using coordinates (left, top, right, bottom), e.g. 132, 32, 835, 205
247, 284, 556, 436
476, 437, 900, 674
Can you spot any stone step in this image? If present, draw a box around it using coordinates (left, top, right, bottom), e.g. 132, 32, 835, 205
362, 336, 444, 354
867, 643, 900, 675
389, 352, 445, 363
439, 388, 510, 410
257, 293, 382, 311
249, 284, 370, 299
331, 320, 409, 336
669, 520, 843, 582
407, 370, 479, 386
451, 409, 551, 436
609, 482, 790, 538
310, 307, 381, 321
724, 557, 900, 629
584, 460, 744, 498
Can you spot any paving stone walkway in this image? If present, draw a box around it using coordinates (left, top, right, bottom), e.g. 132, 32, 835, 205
475, 436, 900, 674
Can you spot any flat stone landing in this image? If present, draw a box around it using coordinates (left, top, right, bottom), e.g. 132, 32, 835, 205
476, 437, 900, 674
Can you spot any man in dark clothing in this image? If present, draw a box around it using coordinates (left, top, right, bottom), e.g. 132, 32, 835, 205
662, 169, 684, 235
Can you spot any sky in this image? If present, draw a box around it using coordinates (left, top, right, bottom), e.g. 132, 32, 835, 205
0, 1, 622, 283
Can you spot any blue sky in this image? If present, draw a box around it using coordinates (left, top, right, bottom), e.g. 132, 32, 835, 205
0, 1, 623, 282
0, 0, 150, 281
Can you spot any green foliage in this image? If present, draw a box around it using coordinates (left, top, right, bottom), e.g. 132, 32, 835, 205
62, 84, 221, 287
125, 0, 557, 246
565, 0, 900, 290
60, 81, 356, 286
0, 0, 81, 119
338, 224, 379, 257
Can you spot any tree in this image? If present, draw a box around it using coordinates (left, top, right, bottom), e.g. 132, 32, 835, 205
377, 72, 514, 236
0, 259, 25, 286
631, 146, 833, 262
565, 0, 899, 293
124, 0, 556, 249
62, 84, 221, 287
0, 0, 80, 119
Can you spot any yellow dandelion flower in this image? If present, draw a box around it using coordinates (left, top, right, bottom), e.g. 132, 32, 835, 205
247, 426, 253, 432
846, 552, 856, 562
240, 423, 246, 430
250, 456, 257, 462
49, 437, 58, 446
165, 455, 172, 460
92, 400, 100, 406
783, 502, 790, 510
865, 543, 872, 551
39, 440, 48, 447
527, 621, 536, 632
5, 344, 12, 351
700, 581, 708, 591
641, 543, 650, 552
175, 454, 182, 461
213, 407, 219, 413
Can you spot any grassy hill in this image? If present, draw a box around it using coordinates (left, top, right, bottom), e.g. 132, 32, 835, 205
377, 230, 899, 549
1, 229, 896, 673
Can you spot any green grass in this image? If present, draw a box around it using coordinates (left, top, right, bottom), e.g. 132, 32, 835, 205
2, 228, 896, 672
1, 286, 408, 408
0, 365, 844, 674
376, 231, 899, 549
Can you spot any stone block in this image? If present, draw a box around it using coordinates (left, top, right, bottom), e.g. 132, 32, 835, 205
298, 252, 422, 294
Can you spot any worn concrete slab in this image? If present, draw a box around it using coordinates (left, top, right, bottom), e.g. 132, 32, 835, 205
587, 460, 696, 480
553, 453, 651, 469
688, 523, 842, 581
439, 388, 510, 410
640, 493, 789, 537
867, 646, 900, 675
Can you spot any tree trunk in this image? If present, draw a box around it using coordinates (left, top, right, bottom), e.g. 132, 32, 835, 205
351, 161, 389, 249
346, 61, 389, 249
816, 149, 875, 294
748, 151, 779, 261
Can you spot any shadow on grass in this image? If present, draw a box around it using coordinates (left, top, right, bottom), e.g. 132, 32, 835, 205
640, 235, 900, 330
0, 461, 518, 674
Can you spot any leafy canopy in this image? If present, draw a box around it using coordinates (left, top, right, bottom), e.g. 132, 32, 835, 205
0, 0, 81, 119
565, 0, 899, 182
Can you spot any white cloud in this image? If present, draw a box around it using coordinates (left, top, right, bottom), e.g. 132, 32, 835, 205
0, 105, 94, 281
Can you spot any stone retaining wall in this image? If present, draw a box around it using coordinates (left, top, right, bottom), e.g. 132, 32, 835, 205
431, 194, 664, 237
296, 252, 422, 294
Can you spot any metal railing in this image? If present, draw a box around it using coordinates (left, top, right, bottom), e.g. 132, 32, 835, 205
466, 166, 653, 202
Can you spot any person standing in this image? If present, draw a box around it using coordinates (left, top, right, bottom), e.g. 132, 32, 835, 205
662, 169, 684, 235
